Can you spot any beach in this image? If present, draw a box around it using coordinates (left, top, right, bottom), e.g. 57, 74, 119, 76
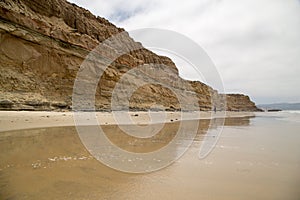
0, 111, 254, 132
1, 111, 300, 199
1, 0, 299, 199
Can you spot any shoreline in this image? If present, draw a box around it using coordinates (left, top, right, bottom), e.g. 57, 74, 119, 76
0, 111, 256, 132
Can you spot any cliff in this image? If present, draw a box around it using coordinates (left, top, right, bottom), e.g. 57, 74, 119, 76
225, 94, 261, 111
0, 0, 261, 112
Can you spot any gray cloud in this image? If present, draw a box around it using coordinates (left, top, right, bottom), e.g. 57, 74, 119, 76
68, 0, 300, 104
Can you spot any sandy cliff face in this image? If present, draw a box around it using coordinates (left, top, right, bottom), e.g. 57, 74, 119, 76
0, 0, 261, 112
224, 94, 260, 112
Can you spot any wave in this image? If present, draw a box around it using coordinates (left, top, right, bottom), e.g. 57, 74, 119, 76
274, 110, 300, 123
282, 110, 300, 114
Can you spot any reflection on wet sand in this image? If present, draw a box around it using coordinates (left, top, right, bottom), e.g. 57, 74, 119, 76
2, 115, 298, 200
0, 117, 250, 199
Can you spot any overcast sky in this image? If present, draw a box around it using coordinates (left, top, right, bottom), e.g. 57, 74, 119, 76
68, 0, 300, 104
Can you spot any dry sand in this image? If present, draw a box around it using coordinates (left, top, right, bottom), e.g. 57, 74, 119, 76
0, 111, 255, 132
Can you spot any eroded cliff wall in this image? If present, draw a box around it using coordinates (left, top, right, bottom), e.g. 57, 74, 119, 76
0, 0, 260, 112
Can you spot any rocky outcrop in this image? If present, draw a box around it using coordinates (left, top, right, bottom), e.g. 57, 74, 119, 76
0, 0, 261, 112
225, 94, 262, 112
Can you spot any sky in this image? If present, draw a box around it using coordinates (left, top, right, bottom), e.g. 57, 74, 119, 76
68, 0, 300, 104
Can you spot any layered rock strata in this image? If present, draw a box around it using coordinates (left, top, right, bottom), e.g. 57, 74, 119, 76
0, 0, 261, 112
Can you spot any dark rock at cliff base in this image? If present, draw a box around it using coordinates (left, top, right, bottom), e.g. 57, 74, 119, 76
267, 109, 282, 112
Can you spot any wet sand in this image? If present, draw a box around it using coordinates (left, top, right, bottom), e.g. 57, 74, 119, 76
1, 112, 300, 199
